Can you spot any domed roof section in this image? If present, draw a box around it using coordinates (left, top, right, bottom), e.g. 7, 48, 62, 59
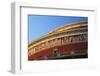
48, 21, 87, 35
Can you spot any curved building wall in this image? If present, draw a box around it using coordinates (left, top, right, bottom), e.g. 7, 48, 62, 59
28, 21, 88, 60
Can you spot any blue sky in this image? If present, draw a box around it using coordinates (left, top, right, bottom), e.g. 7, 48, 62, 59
28, 15, 88, 44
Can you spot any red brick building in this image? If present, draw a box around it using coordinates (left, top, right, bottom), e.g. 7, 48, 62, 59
28, 21, 88, 61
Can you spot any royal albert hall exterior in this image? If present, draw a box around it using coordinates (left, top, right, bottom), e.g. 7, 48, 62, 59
28, 21, 88, 61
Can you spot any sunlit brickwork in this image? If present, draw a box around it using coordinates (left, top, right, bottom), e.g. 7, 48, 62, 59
28, 21, 88, 60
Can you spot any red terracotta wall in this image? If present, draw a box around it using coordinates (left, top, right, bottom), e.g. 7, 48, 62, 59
28, 42, 87, 60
